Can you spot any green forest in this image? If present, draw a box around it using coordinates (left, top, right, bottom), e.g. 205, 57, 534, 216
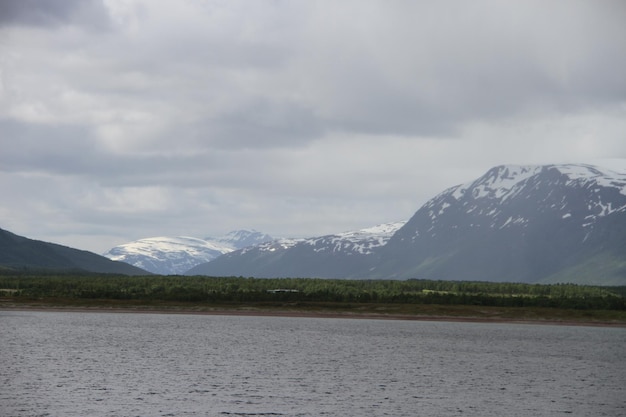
1, 271, 624, 311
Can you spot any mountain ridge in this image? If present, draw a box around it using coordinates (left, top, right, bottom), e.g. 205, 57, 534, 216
186, 221, 406, 277
187, 164, 626, 285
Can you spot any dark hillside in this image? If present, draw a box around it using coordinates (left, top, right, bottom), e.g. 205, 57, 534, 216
0, 228, 149, 275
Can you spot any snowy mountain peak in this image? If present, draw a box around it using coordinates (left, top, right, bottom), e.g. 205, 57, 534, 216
104, 236, 235, 275
209, 229, 274, 250
104, 230, 274, 275
445, 164, 626, 209
244, 222, 406, 256
337, 221, 407, 238
244, 238, 305, 254
110, 236, 229, 256
186, 221, 407, 277
554, 164, 626, 195
376, 163, 626, 283
405, 162, 626, 242
304, 221, 407, 255
449, 165, 542, 202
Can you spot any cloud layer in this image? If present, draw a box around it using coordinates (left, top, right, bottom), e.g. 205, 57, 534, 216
1, 0, 625, 253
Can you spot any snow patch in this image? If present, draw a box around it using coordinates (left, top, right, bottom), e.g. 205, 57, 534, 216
555, 164, 626, 196
103, 236, 235, 275
304, 221, 406, 255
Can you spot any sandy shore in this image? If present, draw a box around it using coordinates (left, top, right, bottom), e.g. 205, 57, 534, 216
2, 305, 625, 328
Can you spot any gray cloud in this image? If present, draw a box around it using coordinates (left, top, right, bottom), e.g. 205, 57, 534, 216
0, 0, 111, 29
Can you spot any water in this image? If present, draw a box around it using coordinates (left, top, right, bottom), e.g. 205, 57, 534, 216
1, 311, 625, 417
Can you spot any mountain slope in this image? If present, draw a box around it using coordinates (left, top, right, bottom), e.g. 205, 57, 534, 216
185, 164, 626, 285
186, 222, 406, 277
375, 164, 626, 284
104, 230, 273, 275
0, 228, 149, 275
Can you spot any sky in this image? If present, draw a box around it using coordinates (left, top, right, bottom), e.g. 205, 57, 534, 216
1, 0, 626, 254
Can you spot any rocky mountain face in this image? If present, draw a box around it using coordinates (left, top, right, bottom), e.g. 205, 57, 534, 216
103, 230, 273, 275
0, 228, 149, 275
375, 164, 626, 284
186, 222, 406, 277
186, 164, 626, 285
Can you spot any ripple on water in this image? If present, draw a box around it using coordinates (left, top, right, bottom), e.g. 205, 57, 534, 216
1, 311, 625, 417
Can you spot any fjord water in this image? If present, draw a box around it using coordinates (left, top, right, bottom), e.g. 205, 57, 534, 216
1, 311, 624, 417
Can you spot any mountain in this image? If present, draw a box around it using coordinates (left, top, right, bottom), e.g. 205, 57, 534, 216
103, 230, 274, 275
375, 164, 626, 284
209, 229, 275, 250
0, 228, 148, 275
186, 164, 626, 285
186, 222, 406, 277
103, 236, 234, 275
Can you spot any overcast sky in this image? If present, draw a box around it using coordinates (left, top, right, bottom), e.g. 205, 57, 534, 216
1, 0, 625, 254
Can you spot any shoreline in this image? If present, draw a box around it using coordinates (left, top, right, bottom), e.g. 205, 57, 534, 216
2, 305, 625, 328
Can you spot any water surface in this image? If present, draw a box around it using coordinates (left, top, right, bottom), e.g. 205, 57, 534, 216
1, 311, 624, 416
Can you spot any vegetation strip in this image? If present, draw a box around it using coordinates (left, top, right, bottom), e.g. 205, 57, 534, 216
1, 272, 625, 326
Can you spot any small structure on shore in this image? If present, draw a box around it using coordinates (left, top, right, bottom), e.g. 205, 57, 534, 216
266, 289, 299, 294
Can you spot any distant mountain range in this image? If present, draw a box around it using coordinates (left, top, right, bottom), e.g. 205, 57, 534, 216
103, 230, 273, 275
0, 228, 148, 275
4, 163, 625, 285
186, 222, 405, 278
186, 164, 626, 285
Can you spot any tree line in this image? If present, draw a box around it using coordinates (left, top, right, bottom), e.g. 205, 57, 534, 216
0, 271, 624, 310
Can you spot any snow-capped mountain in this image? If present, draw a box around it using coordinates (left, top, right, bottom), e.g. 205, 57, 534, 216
392, 164, 626, 245
104, 236, 232, 275
103, 230, 273, 275
377, 164, 626, 284
186, 222, 406, 277
186, 164, 626, 285
305, 222, 407, 255
210, 229, 274, 250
